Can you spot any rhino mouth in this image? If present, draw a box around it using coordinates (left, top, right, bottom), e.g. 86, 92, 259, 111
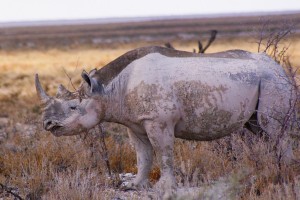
49, 125, 63, 132
49, 125, 65, 137
44, 120, 63, 132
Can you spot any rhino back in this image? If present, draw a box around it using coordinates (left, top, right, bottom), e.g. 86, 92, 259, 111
122, 52, 265, 91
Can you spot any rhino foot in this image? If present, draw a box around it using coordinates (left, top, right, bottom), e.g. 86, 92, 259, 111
154, 176, 176, 191
121, 179, 151, 191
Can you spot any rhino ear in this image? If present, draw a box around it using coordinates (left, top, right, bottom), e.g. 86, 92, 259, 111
89, 68, 97, 76
81, 70, 104, 95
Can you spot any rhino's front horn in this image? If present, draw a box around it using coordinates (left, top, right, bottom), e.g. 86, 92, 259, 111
35, 74, 50, 103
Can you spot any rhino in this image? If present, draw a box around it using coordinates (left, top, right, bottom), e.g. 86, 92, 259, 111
35, 46, 295, 190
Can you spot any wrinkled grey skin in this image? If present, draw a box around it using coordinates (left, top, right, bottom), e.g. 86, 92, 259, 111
36, 46, 295, 191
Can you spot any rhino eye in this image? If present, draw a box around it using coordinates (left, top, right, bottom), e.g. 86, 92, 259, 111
70, 106, 77, 110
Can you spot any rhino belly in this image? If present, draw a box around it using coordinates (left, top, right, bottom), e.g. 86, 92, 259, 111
174, 102, 255, 141
174, 117, 244, 141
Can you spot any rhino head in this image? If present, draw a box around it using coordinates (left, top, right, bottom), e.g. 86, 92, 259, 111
35, 70, 104, 136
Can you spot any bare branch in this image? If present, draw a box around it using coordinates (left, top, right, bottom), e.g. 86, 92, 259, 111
164, 42, 175, 49
0, 183, 23, 200
164, 30, 218, 54
62, 67, 77, 91
201, 30, 218, 53
257, 19, 270, 52
197, 40, 203, 53
256, 18, 295, 63
99, 124, 112, 176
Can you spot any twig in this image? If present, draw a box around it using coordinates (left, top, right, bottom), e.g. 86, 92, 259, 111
201, 30, 218, 53
99, 124, 112, 176
257, 19, 269, 52
256, 19, 295, 63
197, 40, 203, 53
0, 183, 23, 200
164, 42, 175, 49
61, 57, 80, 91
62, 67, 77, 91
164, 30, 218, 53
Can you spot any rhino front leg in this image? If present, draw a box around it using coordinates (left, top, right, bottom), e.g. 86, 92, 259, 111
126, 128, 153, 189
143, 120, 176, 190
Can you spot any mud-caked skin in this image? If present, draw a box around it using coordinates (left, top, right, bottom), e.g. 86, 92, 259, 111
35, 46, 295, 191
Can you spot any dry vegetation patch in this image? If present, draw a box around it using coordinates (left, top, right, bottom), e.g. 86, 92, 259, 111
1, 35, 300, 199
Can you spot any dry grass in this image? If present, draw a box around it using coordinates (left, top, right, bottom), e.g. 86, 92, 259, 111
1, 36, 300, 199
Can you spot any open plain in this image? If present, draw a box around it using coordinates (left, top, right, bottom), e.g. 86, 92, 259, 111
1, 13, 300, 199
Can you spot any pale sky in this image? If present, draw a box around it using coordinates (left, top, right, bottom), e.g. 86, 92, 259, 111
1, 0, 300, 22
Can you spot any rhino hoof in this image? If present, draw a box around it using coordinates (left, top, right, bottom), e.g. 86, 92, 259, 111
121, 180, 151, 191
121, 182, 137, 191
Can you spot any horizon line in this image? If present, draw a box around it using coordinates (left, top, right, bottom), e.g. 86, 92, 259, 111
0, 10, 299, 28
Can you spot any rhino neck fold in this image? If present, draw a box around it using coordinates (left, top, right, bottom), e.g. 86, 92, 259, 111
101, 80, 127, 124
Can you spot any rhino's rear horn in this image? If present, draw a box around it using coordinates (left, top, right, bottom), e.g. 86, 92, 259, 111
35, 74, 50, 103
56, 84, 73, 99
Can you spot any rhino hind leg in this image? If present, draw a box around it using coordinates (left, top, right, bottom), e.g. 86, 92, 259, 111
125, 128, 153, 189
256, 83, 295, 164
244, 108, 264, 136
144, 120, 176, 191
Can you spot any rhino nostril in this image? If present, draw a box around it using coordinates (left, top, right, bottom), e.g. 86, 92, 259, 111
43, 120, 62, 131
44, 120, 53, 130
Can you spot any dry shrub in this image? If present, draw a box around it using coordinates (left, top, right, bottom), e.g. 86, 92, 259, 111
44, 170, 105, 200
174, 139, 232, 187
255, 18, 298, 65
169, 124, 300, 199
0, 124, 108, 198
246, 178, 300, 200
105, 134, 136, 174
